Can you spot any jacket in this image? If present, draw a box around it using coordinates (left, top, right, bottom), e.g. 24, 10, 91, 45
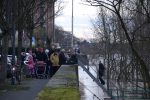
50, 53, 60, 67
24, 54, 34, 69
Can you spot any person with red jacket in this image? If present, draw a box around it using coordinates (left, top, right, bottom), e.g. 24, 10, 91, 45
24, 50, 35, 77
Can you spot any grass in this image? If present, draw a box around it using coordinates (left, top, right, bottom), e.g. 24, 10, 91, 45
65, 74, 76, 79
65, 66, 76, 70
55, 73, 77, 87
36, 87, 80, 100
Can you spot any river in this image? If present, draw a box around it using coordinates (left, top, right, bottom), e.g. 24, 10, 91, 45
79, 66, 108, 100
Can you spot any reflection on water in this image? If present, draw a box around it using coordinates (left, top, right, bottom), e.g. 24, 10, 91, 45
79, 66, 105, 100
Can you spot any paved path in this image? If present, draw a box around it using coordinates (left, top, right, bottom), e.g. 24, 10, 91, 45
0, 64, 110, 100
0, 79, 49, 100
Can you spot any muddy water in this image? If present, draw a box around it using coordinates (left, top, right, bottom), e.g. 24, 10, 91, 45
79, 66, 106, 100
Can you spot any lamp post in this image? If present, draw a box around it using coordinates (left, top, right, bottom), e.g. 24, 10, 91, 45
11, 0, 16, 66
71, 0, 74, 48
53, 1, 55, 43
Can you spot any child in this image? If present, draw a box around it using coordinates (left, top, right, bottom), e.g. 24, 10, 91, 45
24, 50, 35, 77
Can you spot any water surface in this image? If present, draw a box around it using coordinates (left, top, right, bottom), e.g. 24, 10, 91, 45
79, 66, 106, 100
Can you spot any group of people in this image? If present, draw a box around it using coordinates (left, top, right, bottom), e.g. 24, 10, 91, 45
21, 47, 66, 78
21, 47, 106, 85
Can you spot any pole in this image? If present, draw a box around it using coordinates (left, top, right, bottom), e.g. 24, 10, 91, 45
71, 0, 74, 48
52, 2, 55, 44
11, 0, 16, 66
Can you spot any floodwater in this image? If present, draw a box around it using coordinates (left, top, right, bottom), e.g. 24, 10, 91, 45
79, 66, 107, 100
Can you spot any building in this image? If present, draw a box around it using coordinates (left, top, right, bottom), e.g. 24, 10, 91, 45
33, 0, 54, 47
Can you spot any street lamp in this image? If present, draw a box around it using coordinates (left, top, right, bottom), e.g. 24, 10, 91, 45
71, 0, 74, 48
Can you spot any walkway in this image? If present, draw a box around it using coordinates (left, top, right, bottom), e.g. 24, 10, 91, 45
0, 79, 49, 100
0, 64, 110, 100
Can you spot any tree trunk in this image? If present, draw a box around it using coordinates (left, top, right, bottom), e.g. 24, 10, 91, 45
29, 29, 33, 48
0, 35, 8, 85
17, 28, 23, 66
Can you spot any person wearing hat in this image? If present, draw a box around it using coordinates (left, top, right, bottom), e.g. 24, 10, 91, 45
50, 49, 60, 77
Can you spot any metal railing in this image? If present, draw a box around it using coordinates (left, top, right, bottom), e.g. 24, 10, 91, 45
77, 55, 112, 99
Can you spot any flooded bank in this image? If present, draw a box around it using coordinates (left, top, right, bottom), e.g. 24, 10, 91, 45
79, 66, 108, 100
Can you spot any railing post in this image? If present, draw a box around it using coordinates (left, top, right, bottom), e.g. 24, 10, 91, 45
75, 64, 79, 88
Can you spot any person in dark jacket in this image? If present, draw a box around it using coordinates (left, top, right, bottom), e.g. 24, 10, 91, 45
59, 49, 66, 65
98, 61, 105, 85
68, 53, 78, 64
32, 47, 39, 62
35, 48, 48, 78
36, 48, 47, 62
21, 51, 26, 68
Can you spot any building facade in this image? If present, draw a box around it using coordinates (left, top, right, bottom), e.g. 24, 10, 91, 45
33, 0, 54, 47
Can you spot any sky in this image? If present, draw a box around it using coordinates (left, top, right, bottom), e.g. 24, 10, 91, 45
55, 0, 98, 39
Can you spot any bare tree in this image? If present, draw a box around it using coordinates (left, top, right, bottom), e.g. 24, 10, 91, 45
84, 0, 150, 98
0, 0, 15, 84
0, 0, 64, 84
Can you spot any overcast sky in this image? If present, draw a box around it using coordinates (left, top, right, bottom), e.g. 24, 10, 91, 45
55, 0, 98, 39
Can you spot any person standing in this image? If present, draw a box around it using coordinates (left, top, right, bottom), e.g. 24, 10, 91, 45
36, 48, 47, 62
45, 49, 50, 77
35, 48, 47, 78
24, 49, 35, 77
32, 48, 39, 62
21, 51, 26, 68
98, 61, 105, 85
59, 49, 66, 65
50, 50, 60, 77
